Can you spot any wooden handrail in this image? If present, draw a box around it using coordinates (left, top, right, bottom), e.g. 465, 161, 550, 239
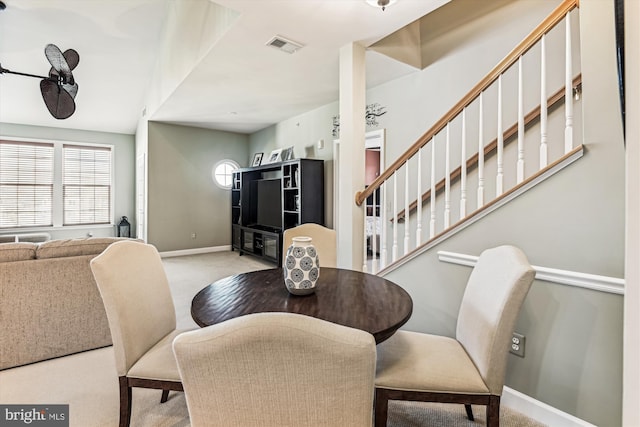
392, 74, 582, 222
355, 0, 579, 207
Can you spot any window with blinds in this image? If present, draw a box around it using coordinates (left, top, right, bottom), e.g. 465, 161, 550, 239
63, 144, 112, 225
0, 141, 54, 228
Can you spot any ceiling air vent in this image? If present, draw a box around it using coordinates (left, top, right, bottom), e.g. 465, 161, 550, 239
266, 36, 304, 54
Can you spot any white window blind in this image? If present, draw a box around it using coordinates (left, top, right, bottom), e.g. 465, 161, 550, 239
63, 144, 112, 225
0, 141, 54, 228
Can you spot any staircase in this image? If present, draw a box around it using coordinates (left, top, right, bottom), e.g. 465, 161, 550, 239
355, 0, 583, 274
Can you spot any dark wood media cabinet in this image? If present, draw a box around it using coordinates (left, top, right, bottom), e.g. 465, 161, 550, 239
231, 158, 324, 266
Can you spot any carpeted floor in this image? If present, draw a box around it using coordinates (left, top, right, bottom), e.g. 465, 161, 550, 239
0, 251, 546, 427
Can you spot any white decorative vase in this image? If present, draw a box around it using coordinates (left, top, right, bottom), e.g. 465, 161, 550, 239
283, 236, 320, 295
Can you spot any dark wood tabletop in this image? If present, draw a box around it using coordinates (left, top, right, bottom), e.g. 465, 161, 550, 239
191, 267, 413, 343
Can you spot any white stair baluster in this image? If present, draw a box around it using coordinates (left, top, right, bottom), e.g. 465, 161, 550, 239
430, 137, 436, 238
416, 147, 423, 246
362, 208, 368, 272
564, 12, 573, 153
404, 162, 410, 255
392, 171, 398, 262
444, 124, 451, 229
380, 181, 387, 270
477, 92, 485, 208
540, 34, 548, 168
496, 75, 504, 196
371, 188, 378, 273
460, 108, 467, 219
517, 56, 525, 183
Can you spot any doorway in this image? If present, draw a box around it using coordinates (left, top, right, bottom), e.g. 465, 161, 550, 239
332, 128, 386, 247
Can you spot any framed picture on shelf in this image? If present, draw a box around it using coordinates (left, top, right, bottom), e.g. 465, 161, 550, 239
281, 146, 294, 161
265, 148, 282, 164
252, 152, 263, 167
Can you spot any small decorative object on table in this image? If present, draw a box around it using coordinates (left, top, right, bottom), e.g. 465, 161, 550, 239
283, 236, 319, 295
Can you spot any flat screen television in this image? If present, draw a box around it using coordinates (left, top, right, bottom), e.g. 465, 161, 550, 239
253, 178, 282, 230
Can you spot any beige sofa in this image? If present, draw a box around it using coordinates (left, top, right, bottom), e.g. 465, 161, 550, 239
0, 237, 130, 370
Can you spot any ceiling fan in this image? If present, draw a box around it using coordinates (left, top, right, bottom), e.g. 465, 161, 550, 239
0, 44, 80, 119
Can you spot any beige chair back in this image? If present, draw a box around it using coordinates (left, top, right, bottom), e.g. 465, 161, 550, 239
282, 223, 337, 267
173, 312, 376, 427
455, 245, 535, 395
90, 240, 177, 376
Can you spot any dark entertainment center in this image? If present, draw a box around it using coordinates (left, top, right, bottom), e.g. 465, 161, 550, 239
231, 158, 324, 265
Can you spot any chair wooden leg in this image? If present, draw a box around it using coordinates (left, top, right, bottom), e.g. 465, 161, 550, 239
486, 395, 500, 427
465, 404, 475, 421
118, 377, 133, 427
160, 389, 170, 403
374, 388, 389, 427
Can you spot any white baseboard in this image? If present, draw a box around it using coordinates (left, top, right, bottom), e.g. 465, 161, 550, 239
159, 245, 231, 258
502, 386, 597, 427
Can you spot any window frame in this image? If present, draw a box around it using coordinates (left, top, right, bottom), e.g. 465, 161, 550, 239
0, 136, 115, 231
212, 159, 240, 189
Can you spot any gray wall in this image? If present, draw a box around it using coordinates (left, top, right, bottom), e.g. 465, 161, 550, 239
0, 122, 135, 240
146, 121, 250, 252
381, 1, 625, 426
249, 102, 338, 228
249, 0, 625, 425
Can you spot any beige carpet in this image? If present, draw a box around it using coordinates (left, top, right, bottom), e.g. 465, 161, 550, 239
0, 251, 545, 427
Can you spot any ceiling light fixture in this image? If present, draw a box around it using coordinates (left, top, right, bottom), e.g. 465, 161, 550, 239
366, 0, 397, 11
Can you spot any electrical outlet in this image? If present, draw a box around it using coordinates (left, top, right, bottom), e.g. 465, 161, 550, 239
191, 233, 196, 239
510, 332, 525, 357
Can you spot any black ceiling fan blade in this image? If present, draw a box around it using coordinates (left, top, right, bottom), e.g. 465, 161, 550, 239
45, 44, 73, 84
40, 79, 76, 119
63, 82, 78, 99
62, 49, 79, 71
49, 49, 79, 78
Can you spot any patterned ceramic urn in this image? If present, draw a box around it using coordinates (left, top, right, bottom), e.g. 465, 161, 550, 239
283, 236, 320, 295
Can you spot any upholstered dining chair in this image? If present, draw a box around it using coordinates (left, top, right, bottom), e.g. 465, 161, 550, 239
172, 312, 377, 427
90, 240, 192, 427
282, 223, 337, 267
374, 245, 535, 427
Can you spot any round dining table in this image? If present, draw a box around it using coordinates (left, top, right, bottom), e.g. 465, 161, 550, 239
191, 267, 413, 343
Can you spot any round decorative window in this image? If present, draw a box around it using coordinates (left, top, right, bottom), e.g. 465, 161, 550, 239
212, 160, 239, 189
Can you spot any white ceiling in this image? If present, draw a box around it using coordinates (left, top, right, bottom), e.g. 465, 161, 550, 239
0, 0, 449, 135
